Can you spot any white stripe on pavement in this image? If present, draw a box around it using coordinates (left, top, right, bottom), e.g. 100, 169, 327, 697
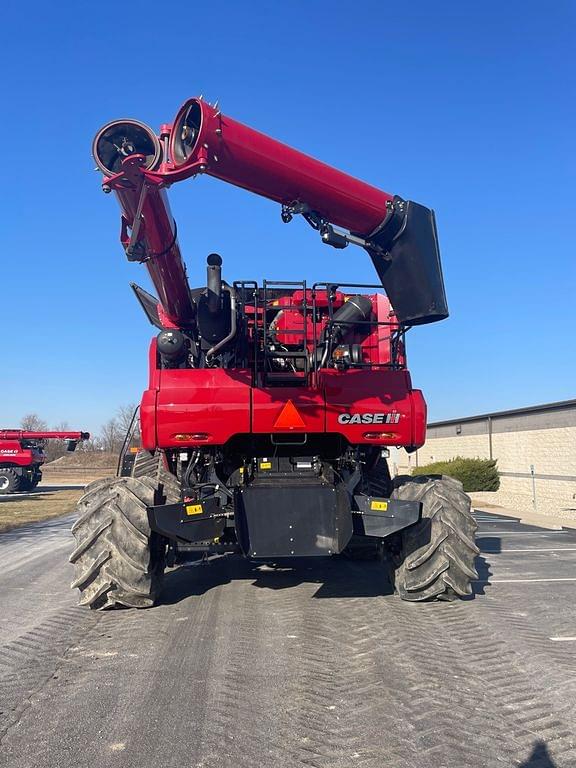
476, 531, 566, 535
501, 548, 576, 552
475, 577, 576, 583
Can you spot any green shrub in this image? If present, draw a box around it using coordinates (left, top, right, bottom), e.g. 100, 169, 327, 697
412, 456, 500, 492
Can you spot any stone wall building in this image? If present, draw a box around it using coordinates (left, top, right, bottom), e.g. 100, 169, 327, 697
400, 399, 576, 519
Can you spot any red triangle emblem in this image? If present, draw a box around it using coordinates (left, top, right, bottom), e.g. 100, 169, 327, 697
273, 399, 306, 429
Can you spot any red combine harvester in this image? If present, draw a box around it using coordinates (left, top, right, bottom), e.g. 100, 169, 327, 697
70, 96, 478, 609
0, 431, 90, 493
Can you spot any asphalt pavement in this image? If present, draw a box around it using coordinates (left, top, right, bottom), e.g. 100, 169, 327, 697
0, 485, 85, 500
1, 510, 575, 768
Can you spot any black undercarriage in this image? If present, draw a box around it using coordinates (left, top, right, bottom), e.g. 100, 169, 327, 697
145, 443, 420, 560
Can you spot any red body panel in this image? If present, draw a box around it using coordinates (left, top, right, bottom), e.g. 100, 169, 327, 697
140, 389, 158, 450
139, 335, 426, 450
321, 370, 426, 447
153, 369, 252, 448
0, 441, 44, 468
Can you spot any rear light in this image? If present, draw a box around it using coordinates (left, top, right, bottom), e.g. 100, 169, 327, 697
174, 433, 210, 442
363, 432, 396, 440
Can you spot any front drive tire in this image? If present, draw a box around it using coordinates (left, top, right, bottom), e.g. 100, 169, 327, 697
391, 475, 479, 601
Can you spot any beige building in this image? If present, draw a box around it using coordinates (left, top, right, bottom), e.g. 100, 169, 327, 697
399, 400, 576, 519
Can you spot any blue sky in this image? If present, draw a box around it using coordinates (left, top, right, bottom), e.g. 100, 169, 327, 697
1, 1, 574, 435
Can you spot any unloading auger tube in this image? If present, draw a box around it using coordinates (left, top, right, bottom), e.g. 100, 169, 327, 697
92, 96, 448, 327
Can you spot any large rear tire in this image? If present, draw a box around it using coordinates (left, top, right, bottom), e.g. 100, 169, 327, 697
69, 452, 179, 610
391, 475, 479, 601
0, 468, 22, 494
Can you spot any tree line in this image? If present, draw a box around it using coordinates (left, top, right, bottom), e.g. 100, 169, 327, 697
18, 405, 140, 460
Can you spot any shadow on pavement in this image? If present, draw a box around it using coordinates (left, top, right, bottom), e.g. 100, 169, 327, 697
159, 555, 394, 605
476, 535, 502, 554
458, 535, 498, 599
519, 740, 558, 767
461, 551, 494, 599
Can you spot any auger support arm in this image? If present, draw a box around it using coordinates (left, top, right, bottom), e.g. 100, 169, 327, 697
93, 97, 448, 327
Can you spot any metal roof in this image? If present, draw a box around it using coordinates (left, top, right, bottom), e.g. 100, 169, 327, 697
428, 398, 576, 428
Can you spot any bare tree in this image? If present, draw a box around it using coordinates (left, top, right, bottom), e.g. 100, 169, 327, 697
20, 413, 48, 432
82, 435, 104, 452
100, 418, 124, 453
44, 421, 73, 462
116, 403, 140, 446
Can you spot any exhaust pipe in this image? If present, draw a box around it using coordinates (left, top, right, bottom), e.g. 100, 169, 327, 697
206, 253, 222, 314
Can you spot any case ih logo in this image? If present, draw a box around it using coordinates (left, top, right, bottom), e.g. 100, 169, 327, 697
0, 449, 18, 454
337, 412, 401, 425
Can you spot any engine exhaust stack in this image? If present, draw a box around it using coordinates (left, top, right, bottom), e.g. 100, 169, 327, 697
206, 253, 223, 314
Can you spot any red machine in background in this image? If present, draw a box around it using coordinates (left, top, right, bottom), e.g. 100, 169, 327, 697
0, 431, 90, 493
70, 96, 478, 611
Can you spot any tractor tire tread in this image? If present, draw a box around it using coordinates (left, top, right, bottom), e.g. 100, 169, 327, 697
392, 475, 479, 602
0, 468, 22, 494
70, 451, 179, 610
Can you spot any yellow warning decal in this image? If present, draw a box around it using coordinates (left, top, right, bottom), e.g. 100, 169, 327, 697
260, 462, 272, 470
371, 500, 388, 511
185, 504, 203, 516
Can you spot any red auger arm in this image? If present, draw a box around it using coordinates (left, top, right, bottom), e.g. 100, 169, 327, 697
0, 431, 90, 441
92, 97, 448, 328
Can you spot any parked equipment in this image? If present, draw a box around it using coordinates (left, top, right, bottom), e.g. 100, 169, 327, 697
0, 431, 90, 493
71, 96, 478, 609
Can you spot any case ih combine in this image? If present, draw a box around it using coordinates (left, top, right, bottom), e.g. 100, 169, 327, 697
0, 431, 90, 493
70, 96, 479, 609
